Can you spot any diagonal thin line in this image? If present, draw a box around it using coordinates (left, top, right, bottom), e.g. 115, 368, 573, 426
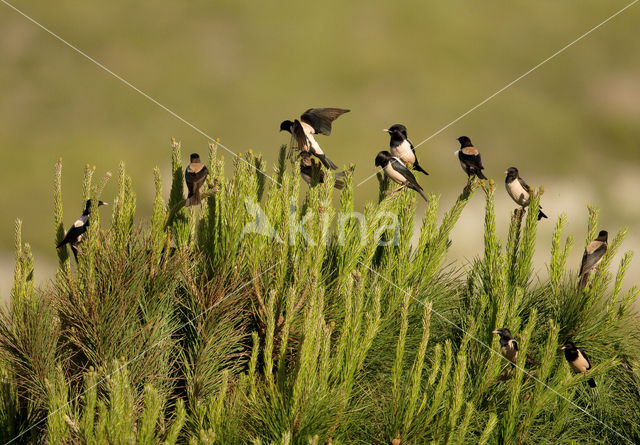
4, 261, 282, 445
0, 0, 282, 187
359, 261, 635, 445
356, 0, 639, 188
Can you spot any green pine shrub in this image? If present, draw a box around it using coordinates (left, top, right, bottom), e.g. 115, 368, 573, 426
0, 141, 639, 444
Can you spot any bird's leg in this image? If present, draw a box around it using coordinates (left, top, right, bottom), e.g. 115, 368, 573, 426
387, 185, 406, 195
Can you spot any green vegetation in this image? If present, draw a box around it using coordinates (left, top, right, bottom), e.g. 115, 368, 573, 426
1, 142, 639, 444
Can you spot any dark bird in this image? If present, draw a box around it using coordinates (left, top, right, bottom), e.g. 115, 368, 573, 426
374, 151, 427, 203
299, 153, 347, 190
280, 107, 349, 170
456, 136, 487, 180
185, 153, 209, 206
562, 341, 596, 387
383, 124, 428, 176
578, 230, 608, 289
504, 167, 547, 220
56, 199, 108, 262
492, 328, 518, 366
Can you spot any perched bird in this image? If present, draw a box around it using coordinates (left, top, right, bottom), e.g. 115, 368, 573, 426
562, 341, 596, 388
578, 230, 608, 289
492, 328, 518, 366
383, 124, 428, 176
299, 153, 346, 190
56, 199, 108, 262
185, 153, 209, 206
280, 107, 349, 170
504, 167, 547, 220
456, 136, 487, 180
374, 151, 427, 203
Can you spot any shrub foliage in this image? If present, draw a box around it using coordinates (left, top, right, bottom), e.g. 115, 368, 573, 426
1, 142, 639, 444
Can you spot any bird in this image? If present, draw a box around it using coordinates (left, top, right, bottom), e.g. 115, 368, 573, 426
492, 328, 518, 366
299, 153, 347, 190
456, 136, 487, 180
383, 124, 428, 176
562, 341, 596, 388
185, 153, 209, 206
56, 199, 108, 262
280, 107, 349, 170
504, 167, 547, 220
374, 151, 427, 202
578, 230, 608, 289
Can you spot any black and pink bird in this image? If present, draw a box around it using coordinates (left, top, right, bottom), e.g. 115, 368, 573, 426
280, 107, 349, 170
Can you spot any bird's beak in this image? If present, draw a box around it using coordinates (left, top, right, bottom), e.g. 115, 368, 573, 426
504, 170, 508, 174
491, 330, 499, 334
102, 202, 109, 206
383, 129, 389, 132
560, 345, 566, 350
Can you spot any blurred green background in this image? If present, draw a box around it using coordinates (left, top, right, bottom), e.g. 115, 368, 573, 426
1, 0, 640, 300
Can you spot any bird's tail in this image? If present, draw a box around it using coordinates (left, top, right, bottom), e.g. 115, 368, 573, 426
587, 377, 596, 388
185, 189, 202, 207
538, 209, 548, 220
416, 188, 429, 203
476, 170, 488, 180
56, 240, 65, 249
316, 154, 338, 170
578, 272, 590, 290
71, 245, 79, 263
413, 161, 429, 176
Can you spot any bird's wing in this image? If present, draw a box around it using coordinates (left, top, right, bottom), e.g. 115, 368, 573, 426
300, 108, 350, 136
458, 150, 484, 170
57, 225, 84, 248
390, 158, 422, 191
185, 165, 209, 195
517, 177, 530, 192
407, 138, 416, 153
579, 241, 607, 275
291, 120, 309, 152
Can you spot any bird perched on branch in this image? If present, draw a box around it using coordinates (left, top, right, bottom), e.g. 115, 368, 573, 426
57, 199, 108, 262
578, 230, 608, 289
374, 151, 427, 202
504, 167, 547, 220
383, 124, 428, 176
299, 153, 348, 190
492, 328, 519, 367
456, 136, 487, 180
185, 153, 209, 206
280, 107, 349, 170
562, 341, 596, 387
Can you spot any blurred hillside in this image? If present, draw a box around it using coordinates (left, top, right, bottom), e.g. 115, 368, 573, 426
1, 0, 639, 299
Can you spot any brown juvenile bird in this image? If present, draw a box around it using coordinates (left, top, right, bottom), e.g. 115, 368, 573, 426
456, 136, 487, 180
578, 230, 608, 289
185, 153, 209, 206
562, 341, 596, 388
299, 153, 346, 190
280, 107, 350, 170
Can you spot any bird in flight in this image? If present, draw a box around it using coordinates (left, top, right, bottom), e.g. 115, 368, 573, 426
280, 107, 349, 170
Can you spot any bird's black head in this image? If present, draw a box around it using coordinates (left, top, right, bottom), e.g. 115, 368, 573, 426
492, 328, 513, 339
384, 124, 408, 138
505, 167, 519, 178
84, 199, 108, 214
375, 151, 392, 168
280, 120, 294, 133
597, 230, 608, 241
457, 136, 473, 148
561, 341, 576, 351
190, 153, 201, 163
